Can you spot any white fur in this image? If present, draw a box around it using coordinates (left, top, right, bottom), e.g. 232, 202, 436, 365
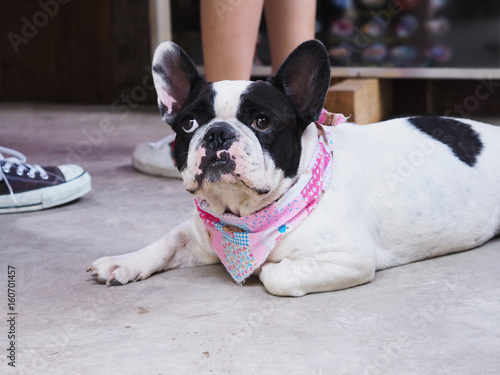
212, 80, 251, 119
89, 117, 500, 296
260, 118, 500, 295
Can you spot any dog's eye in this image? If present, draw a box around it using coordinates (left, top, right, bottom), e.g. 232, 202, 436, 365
182, 118, 199, 133
252, 115, 271, 132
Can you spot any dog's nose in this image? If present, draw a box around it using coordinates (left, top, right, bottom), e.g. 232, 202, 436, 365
204, 123, 236, 150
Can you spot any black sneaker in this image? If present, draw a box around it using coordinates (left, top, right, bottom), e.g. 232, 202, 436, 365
0, 146, 91, 214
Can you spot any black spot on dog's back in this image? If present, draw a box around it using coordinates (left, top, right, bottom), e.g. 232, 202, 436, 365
408, 117, 483, 167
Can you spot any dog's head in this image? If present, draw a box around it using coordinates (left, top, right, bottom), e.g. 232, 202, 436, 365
152, 40, 331, 216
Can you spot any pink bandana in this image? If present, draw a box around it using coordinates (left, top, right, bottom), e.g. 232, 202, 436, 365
195, 110, 344, 284
317, 108, 349, 126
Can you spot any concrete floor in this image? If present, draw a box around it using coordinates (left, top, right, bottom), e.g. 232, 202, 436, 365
1, 103, 500, 375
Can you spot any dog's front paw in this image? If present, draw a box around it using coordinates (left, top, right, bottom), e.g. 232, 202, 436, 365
87, 254, 151, 286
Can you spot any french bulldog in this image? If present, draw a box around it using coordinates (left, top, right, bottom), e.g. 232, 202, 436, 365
88, 40, 500, 296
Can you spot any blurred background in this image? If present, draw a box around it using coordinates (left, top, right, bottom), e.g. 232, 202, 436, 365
1, 0, 500, 116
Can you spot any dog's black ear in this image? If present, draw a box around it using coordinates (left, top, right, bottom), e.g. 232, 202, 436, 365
152, 42, 205, 126
269, 40, 331, 128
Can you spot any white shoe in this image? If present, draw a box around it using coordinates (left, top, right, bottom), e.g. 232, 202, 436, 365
0, 146, 92, 214
132, 134, 181, 178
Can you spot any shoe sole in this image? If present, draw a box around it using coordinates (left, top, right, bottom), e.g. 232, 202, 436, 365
0, 170, 92, 214
132, 158, 182, 179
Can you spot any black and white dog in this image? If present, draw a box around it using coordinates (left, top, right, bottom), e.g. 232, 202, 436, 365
88, 40, 500, 296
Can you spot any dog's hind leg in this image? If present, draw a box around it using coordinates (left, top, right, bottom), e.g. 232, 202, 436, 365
258, 252, 376, 297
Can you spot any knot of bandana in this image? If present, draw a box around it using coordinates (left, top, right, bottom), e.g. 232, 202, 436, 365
195, 117, 336, 284
316, 108, 349, 126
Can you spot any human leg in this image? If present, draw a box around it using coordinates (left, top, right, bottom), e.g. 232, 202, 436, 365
201, 0, 264, 81
264, 0, 316, 73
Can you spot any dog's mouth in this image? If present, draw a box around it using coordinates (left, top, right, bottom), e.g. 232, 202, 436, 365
186, 150, 238, 193
187, 151, 271, 196
210, 157, 233, 169
200, 151, 236, 181
184, 141, 275, 200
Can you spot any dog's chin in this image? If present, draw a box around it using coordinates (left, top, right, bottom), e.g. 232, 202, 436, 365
182, 167, 288, 217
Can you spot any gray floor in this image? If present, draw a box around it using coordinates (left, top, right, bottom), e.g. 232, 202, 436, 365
2, 103, 500, 375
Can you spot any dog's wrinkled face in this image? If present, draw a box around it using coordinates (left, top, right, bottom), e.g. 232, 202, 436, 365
175, 80, 303, 210
152, 40, 331, 216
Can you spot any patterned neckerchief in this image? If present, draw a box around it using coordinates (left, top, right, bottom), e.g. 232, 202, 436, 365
195, 110, 345, 284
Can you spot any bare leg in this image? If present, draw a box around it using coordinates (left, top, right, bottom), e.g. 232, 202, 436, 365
201, 0, 264, 81
264, 0, 316, 73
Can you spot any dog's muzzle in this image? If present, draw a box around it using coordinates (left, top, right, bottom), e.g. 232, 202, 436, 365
197, 122, 238, 182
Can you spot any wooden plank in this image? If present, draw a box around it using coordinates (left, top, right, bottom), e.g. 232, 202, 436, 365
0, 0, 154, 104
111, 0, 155, 103
324, 79, 393, 124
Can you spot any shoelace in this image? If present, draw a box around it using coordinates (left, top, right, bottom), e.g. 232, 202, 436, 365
0, 146, 49, 204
